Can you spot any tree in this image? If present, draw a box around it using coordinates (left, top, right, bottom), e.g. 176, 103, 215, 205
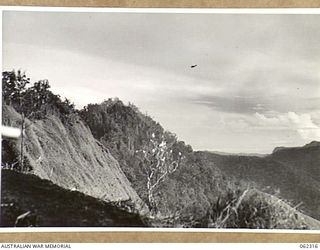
27, 79, 50, 112
2, 70, 30, 172
137, 132, 183, 215
2, 70, 30, 108
2, 71, 17, 105
16, 71, 29, 172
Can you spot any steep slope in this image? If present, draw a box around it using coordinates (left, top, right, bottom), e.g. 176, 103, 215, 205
2, 105, 147, 213
196, 151, 320, 220
1, 170, 147, 227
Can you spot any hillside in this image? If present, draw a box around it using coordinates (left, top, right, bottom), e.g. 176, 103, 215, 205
1, 170, 147, 227
196, 151, 320, 221
80, 100, 194, 209
2, 105, 147, 213
269, 141, 320, 182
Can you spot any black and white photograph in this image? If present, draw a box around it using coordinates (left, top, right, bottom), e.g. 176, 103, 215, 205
1, 9, 320, 229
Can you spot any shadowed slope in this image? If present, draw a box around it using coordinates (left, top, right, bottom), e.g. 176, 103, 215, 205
1, 170, 147, 227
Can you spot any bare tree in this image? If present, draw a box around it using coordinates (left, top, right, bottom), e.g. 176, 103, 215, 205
137, 132, 183, 215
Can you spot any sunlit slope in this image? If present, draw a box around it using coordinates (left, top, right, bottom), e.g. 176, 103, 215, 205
2, 105, 147, 213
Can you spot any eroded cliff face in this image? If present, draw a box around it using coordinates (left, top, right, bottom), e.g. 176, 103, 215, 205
2, 105, 147, 213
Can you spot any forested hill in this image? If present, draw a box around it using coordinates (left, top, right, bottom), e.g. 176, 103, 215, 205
79, 100, 197, 215
79, 99, 193, 185
268, 141, 320, 182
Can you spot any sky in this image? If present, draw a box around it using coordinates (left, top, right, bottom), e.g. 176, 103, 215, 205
2, 10, 320, 153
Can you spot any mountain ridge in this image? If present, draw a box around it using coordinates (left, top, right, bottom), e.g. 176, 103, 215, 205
272, 141, 320, 154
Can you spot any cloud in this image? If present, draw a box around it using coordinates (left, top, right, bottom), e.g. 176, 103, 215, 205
288, 112, 320, 140
3, 11, 320, 152
5, 12, 320, 115
255, 111, 320, 141
192, 91, 320, 115
193, 96, 268, 114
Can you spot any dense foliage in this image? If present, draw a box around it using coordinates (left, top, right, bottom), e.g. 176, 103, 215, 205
81, 100, 179, 205
2, 70, 75, 121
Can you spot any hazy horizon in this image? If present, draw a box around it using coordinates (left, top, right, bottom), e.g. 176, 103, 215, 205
3, 11, 320, 153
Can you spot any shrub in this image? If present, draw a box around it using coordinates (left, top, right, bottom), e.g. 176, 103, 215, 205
202, 189, 309, 229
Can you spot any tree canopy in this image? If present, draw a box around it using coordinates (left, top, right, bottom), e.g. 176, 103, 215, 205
2, 70, 75, 120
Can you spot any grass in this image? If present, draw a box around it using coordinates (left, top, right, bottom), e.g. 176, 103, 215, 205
149, 188, 320, 229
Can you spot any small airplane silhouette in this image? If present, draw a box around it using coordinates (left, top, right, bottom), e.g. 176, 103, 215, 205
190, 64, 198, 68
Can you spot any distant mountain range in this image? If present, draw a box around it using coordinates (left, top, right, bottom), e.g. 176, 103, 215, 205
273, 141, 320, 153
209, 151, 267, 157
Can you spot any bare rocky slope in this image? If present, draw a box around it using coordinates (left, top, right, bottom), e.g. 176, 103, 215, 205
2, 105, 148, 213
